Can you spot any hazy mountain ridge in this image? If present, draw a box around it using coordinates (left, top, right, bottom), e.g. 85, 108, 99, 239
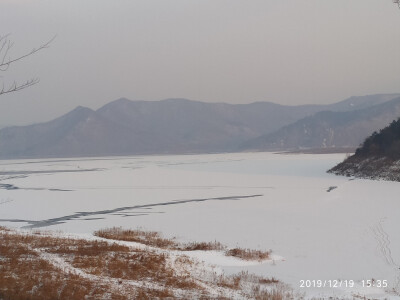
0, 106, 144, 157
240, 96, 400, 151
0, 98, 323, 158
0, 94, 399, 159
329, 117, 400, 181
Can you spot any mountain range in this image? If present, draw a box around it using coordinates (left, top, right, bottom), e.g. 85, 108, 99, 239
240, 95, 400, 151
0, 94, 399, 159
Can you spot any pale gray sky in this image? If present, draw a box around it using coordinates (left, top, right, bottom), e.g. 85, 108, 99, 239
0, 0, 399, 126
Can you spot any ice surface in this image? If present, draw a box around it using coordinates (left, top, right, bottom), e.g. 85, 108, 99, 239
0, 152, 399, 299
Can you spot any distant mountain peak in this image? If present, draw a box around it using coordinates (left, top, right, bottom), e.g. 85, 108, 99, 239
63, 105, 91, 114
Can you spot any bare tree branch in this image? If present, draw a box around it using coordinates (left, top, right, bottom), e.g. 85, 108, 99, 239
0, 35, 55, 97
0, 35, 55, 71
1, 78, 40, 96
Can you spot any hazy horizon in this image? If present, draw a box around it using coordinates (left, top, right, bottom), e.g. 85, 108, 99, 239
1, 0, 399, 126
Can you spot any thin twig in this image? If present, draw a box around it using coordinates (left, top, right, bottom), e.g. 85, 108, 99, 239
0, 35, 56, 71
0, 34, 55, 96
0, 78, 40, 96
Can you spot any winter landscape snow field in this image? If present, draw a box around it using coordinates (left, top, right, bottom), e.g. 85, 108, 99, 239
0, 152, 399, 299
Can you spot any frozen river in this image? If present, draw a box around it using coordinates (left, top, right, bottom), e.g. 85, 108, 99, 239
0, 152, 399, 299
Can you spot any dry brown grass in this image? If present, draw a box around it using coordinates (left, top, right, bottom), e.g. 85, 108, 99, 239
252, 287, 291, 300
94, 227, 271, 261
0, 231, 123, 300
225, 247, 271, 261
94, 227, 225, 252
258, 277, 280, 284
94, 227, 176, 248
0, 227, 290, 299
218, 272, 291, 300
216, 274, 243, 290
0, 228, 193, 299
180, 241, 226, 251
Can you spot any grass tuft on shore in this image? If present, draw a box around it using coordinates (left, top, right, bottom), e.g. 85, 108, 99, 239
0, 226, 290, 299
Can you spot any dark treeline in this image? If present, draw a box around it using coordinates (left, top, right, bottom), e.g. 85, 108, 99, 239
355, 118, 400, 160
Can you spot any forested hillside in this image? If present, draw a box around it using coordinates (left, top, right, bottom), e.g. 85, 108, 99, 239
329, 118, 400, 181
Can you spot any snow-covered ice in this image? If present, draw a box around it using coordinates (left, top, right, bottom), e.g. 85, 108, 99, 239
0, 152, 399, 299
